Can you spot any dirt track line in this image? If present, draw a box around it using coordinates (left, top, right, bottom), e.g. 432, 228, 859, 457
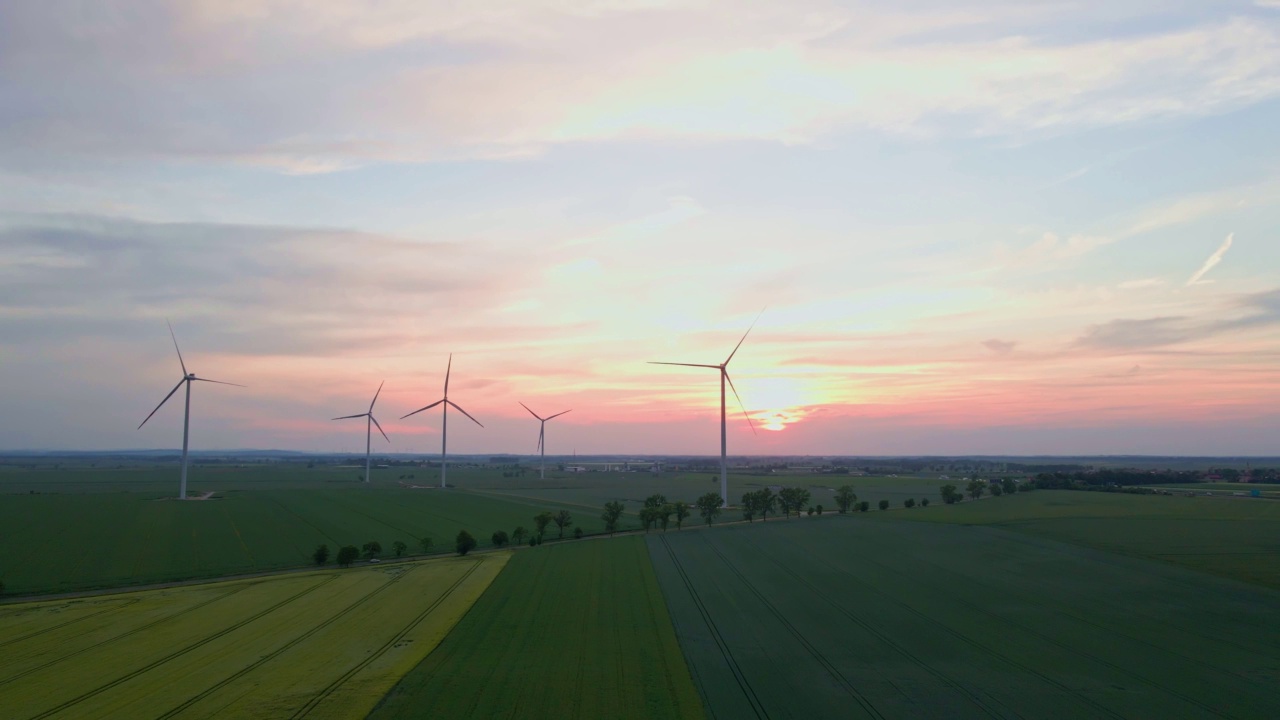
0, 583, 258, 689
290, 559, 484, 719
696, 534, 886, 720
658, 535, 769, 720
25, 574, 340, 720
0, 598, 140, 650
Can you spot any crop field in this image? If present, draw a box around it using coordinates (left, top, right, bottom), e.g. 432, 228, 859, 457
648, 517, 1280, 719
0, 553, 507, 719
370, 536, 705, 720
0, 483, 602, 595
907, 490, 1280, 589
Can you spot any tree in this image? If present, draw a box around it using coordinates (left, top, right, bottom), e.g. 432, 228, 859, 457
392, 540, 407, 557
807, 507, 814, 516
534, 511, 553, 539
673, 500, 691, 530
573, 526, 584, 539
904, 498, 916, 509
337, 545, 359, 567
858, 501, 869, 512
1001, 478, 1018, 496
816, 504, 824, 515
419, 536, 435, 554
921, 498, 930, 507
834, 485, 857, 513
639, 506, 658, 532
758, 488, 777, 521
940, 484, 962, 505
552, 509, 573, 538
491, 530, 509, 547
456, 530, 477, 555
657, 504, 674, 532
778, 487, 809, 517
362, 540, 382, 559
740, 491, 757, 522
644, 493, 667, 510
512, 526, 529, 544
601, 501, 625, 535
313, 544, 329, 566
878, 499, 890, 511
697, 493, 723, 526
990, 482, 1004, 497
967, 479, 986, 500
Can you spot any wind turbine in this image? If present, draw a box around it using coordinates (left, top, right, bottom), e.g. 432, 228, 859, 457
649, 311, 762, 508
138, 322, 243, 500
401, 354, 483, 488
519, 402, 571, 480
332, 381, 390, 484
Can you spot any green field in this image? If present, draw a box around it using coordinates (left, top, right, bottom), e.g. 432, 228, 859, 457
647, 517, 1280, 719
370, 536, 705, 720
0, 469, 621, 594
905, 490, 1280, 589
0, 552, 508, 719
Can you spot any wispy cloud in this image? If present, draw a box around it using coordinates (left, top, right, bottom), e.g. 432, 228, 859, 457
1186, 232, 1235, 286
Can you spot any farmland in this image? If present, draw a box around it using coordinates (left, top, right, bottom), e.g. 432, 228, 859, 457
0, 466, 616, 594
648, 517, 1280, 719
0, 552, 507, 719
370, 536, 705, 720
906, 490, 1280, 589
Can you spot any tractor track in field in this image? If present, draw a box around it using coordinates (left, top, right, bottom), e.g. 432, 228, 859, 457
0, 583, 257, 689
732, 534, 1013, 720
155, 566, 423, 719
657, 535, 770, 720
24, 574, 340, 720
796, 537, 1128, 720
290, 559, 483, 719
891, 534, 1276, 694
0, 598, 140, 650
696, 535, 888, 720
841, 540, 1234, 719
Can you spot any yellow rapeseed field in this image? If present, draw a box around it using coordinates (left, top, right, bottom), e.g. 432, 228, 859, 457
0, 552, 509, 719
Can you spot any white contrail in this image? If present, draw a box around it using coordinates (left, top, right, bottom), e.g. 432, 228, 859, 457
1186, 233, 1234, 286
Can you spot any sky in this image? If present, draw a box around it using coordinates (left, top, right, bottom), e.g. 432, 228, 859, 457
2, 0, 1279, 456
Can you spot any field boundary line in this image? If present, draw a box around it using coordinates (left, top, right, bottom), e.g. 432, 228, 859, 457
0, 582, 258, 689
156, 566, 421, 718
25, 574, 340, 720
0, 598, 140, 650
733, 533, 1012, 720
290, 559, 484, 719
657, 535, 770, 720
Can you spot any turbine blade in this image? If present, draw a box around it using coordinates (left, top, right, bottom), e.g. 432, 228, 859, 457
537, 425, 544, 453
443, 353, 452, 397
370, 415, 390, 442
547, 409, 572, 420
192, 378, 245, 387
648, 362, 720, 369
167, 320, 187, 376
332, 413, 368, 420
400, 398, 444, 419
370, 380, 384, 412
138, 378, 186, 429
724, 370, 757, 435
447, 400, 484, 428
518, 401, 544, 421
724, 307, 766, 366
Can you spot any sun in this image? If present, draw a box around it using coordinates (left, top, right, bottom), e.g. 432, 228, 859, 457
761, 412, 792, 432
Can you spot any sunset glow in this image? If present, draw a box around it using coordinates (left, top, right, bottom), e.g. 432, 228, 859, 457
2, 1, 1279, 455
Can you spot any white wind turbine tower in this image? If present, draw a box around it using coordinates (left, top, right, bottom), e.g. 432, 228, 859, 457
332, 381, 391, 484
137, 322, 243, 500
401, 354, 483, 488
519, 402, 571, 480
650, 311, 762, 508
